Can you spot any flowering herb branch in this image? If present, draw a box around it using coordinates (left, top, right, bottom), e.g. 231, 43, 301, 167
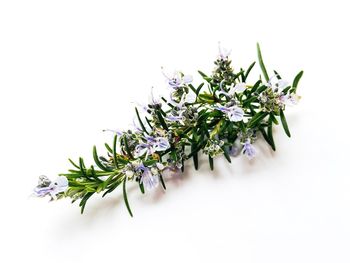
33, 43, 303, 216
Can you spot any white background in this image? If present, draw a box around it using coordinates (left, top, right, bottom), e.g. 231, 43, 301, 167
1, 0, 350, 262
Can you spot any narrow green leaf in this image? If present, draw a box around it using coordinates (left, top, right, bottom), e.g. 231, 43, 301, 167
188, 84, 197, 94
79, 157, 86, 176
192, 128, 199, 170
68, 158, 80, 169
135, 107, 149, 135
273, 70, 282, 79
145, 117, 153, 130
102, 179, 123, 198
209, 156, 214, 170
198, 70, 208, 78
270, 113, 279, 125
156, 110, 168, 131
243, 96, 258, 107
159, 174, 166, 190
259, 127, 274, 150
79, 192, 94, 214
139, 182, 145, 194
250, 80, 262, 94
104, 143, 113, 153
257, 43, 269, 82
196, 83, 204, 96
143, 159, 157, 166
223, 147, 231, 163
198, 93, 215, 102
123, 137, 134, 159
248, 112, 268, 128
93, 146, 111, 171
291, 70, 304, 93
123, 178, 133, 217
192, 152, 199, 170
112, 134, 118, 167
90, 165, 103, 183
267, 118, 276, 151
243, 61, 256, 82
279, 109, 291, 137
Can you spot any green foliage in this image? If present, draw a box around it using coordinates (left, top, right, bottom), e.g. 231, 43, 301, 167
44, 43, 302, 216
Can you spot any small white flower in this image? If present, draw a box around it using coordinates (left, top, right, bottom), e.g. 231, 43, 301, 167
218, 42, 231, 60
242, 140, 257, 160
280, 93, 300, 106
267, 75, 289, 91
153, 137, 170, 152
33, 176, 68, 200
232, 83, 247, 93
162, 70, 193, 89
217, 105, 244, 122
140, 169, 159, 191
228, 107, 244, 122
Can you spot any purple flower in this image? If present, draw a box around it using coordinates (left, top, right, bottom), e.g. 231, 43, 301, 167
162, 70, 193, 89
218, 42, 231, 60
165, 115, 184, 122
102, 129, 123, 136
242, 140, 257, 160
279, 93, 300, 106
140, 167, 159, 191
216, 105, 244, 122
33, 175, 68, 200
267, 75, 289, 91
153, 137, 170, 152
134, 135, 170, 158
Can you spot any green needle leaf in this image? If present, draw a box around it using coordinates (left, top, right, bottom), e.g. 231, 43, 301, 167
259, 127, 274, 150
123, 178, 133, 217
93, 146, 111, 171
79, 157, 86, 176
248, 112, 268, 128
68, 158, 80, 169
104, 143, 113, 153
223, 146, 232, 163
243, 61, 256, 82
139, 182, 145, 194
123, 137, 134, 159
257, 43, 269, 82
291, 70, 304, 93
279, 109, 291, 137
112, 134, 118, 167
156, 110, 168, 131
79, 192, 94, 214
159, 174, 166, 190
135, 107, 149, 135
267, 117, 276, 151
209, 156, 214, 170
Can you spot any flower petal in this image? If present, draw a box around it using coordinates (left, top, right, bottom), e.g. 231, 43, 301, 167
228, 107, 244, 122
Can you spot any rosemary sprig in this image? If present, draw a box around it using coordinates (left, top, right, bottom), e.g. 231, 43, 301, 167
33, 43, 303, 216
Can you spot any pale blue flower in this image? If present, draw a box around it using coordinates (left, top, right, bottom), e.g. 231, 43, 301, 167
33, 175, 68, 200
162, 70, 193, 89
267, 75, 289, 91
279, 93, 300, 106
232, 83, 247, 93
102, 129, 123, 136
218, 42, 231, 60
242, 140, 257, 160
141, 169, 159, 191
217, 82, 247, 98
153, 137, 171, 152
216, 105, 244, 122
134, 135, 170, 158
136, 163, 161, 191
